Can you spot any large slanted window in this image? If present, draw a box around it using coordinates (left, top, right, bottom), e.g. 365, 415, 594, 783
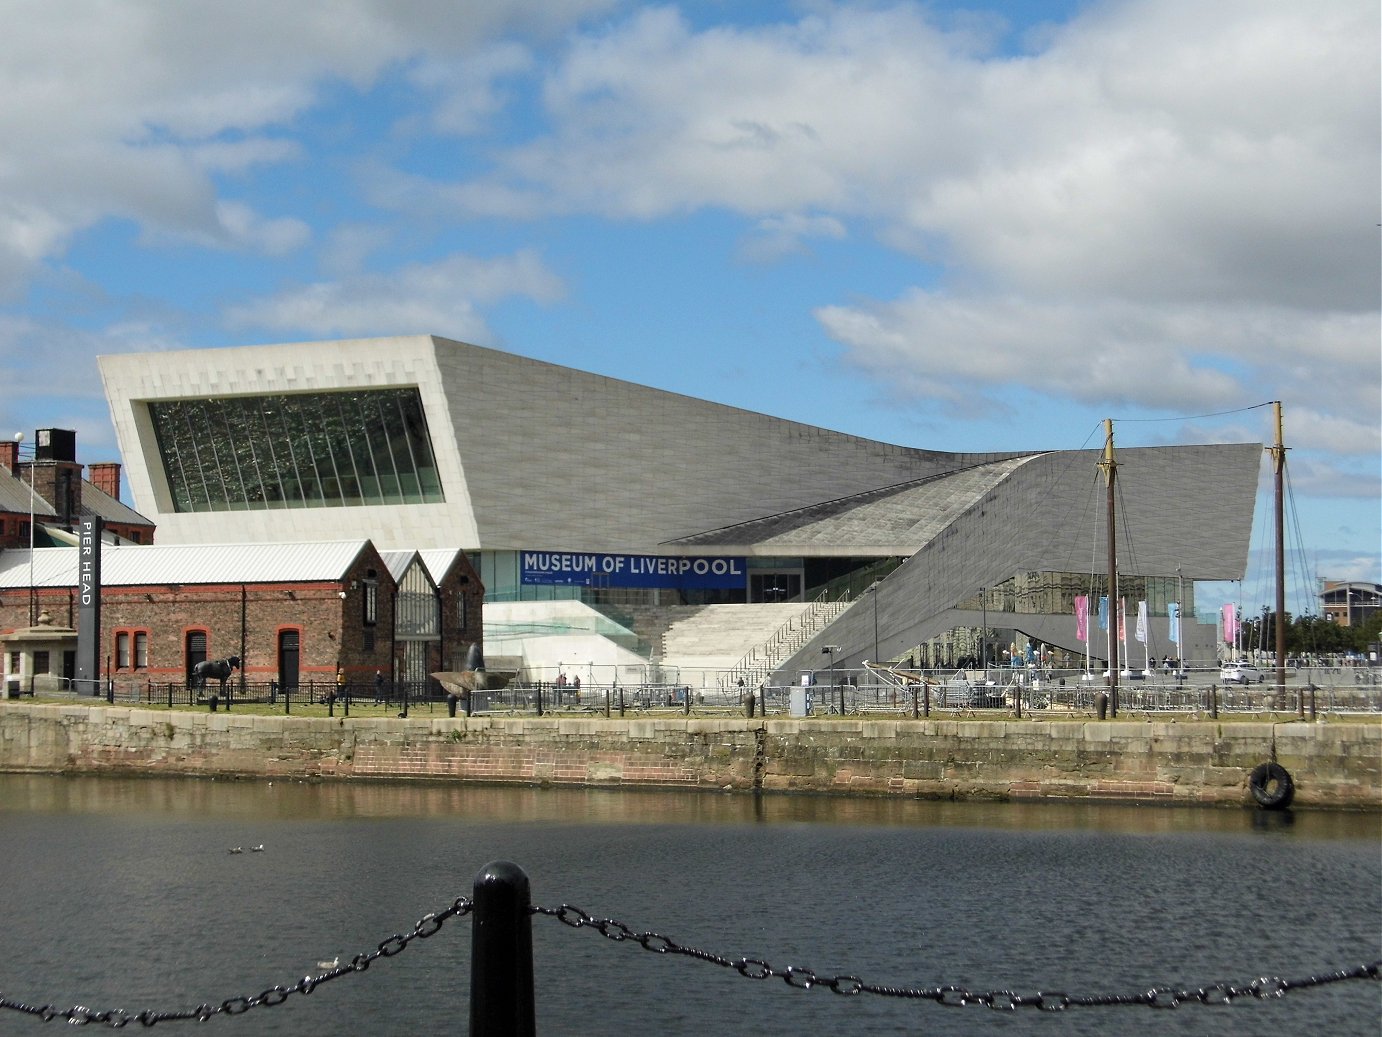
148, 388, 445, 512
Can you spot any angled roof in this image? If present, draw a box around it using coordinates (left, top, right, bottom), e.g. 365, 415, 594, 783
81, 479, 153, 527
419, 548, 468, 583
379, 549, 421, 584
99, 335, 1030, 553
0, 469, 58, 518
0, 540, 372, 588
671, 456, 1035, 554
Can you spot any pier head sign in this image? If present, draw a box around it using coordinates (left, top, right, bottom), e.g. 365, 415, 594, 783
522, 551, 746, 590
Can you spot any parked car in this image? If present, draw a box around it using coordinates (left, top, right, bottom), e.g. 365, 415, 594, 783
1220, 662, 1264, 684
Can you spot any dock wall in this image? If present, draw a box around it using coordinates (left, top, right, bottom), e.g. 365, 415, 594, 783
0, 705, 1377, 808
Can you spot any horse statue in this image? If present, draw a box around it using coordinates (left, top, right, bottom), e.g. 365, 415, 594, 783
192, 655, 241, 692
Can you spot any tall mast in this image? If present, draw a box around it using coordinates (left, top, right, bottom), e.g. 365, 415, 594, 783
1268, 401, 1292, 712
1100, 418, 1119, 715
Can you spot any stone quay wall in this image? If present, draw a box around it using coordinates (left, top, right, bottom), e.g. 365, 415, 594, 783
0, 704, 1377, 809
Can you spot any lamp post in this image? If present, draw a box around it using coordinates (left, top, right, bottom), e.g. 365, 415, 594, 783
870, 582, 880, 664
822, 645, 840, 714
12, 433, 35, 626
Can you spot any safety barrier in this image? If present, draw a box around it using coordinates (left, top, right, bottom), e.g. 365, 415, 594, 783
0, 862, 1376, 1032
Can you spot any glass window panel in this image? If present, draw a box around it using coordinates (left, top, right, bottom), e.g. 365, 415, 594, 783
149, 389, 443, 512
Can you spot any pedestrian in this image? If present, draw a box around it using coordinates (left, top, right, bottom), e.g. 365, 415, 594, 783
374, 670, 384, 704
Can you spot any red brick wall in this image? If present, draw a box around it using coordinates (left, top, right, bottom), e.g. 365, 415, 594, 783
0, 543, 489, 696
88, 463, 121, 499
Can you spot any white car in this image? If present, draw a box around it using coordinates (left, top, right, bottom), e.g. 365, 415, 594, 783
1220, 662, 1264, 684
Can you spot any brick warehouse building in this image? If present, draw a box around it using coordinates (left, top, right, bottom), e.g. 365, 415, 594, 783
0, 540, 484, 699
1, 430, 155, 551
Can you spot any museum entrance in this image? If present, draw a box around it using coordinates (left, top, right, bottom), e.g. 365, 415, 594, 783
751, 571, 802, 603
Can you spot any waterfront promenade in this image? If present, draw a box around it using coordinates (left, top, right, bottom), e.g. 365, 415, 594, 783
1, 701, 1377, 809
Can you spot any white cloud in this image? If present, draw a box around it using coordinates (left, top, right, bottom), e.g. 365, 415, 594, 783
226, 249, 565, 338
427, 0, 1376, 300
388, 2, 1376, 463
209, 202, 312, 256
817, 290, 1378, 439
0, 0, 616, 294
739, 213, 847, 262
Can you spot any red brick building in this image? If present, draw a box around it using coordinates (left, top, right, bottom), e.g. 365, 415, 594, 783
1, 539, 484, 698
1, 430, 155, 551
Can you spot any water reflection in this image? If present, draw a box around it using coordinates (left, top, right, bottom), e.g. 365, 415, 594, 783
2, 774, 1375, 840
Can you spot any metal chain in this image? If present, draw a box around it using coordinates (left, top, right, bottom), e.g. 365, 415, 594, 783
0, 896, 472, 1028
3, 891, 1378, 1026
532, 902, 1382, 1012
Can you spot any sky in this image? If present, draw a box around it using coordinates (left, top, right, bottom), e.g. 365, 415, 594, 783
0, 0, 1377, 618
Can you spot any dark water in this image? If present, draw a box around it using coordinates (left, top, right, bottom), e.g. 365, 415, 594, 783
0, 776, 1377, 1036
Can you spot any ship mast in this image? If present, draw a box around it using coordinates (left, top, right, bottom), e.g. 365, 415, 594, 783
1099, 418, 1119, 716
1268, 401, 1293, 713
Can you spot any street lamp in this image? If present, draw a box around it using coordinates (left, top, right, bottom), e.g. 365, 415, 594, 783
12, 433, 35, 625
869, 582, 880, 664
822, 645, 840, 714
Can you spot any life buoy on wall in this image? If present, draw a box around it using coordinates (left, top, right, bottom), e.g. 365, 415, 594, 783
1249, 762, 1295, 810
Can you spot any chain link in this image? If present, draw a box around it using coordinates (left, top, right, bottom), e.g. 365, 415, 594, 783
0, 895, 472, 1028
2, 891, 1377, 1026
532, 901, 1382, 1013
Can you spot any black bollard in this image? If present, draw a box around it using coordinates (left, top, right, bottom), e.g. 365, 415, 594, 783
470, 861, 536, 1037
1209, 683, 1218, 719
1095, 690, 1109, 720
745, 691, 756, 719
208, 694, 218, 713
618, 687, 625, 717
447, 693, 458, 718
327, 693, 335, 718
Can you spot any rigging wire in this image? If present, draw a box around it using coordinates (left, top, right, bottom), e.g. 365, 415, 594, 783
1107, 401, 1278, 424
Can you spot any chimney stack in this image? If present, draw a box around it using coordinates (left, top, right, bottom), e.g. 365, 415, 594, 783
88, 462, 122, 500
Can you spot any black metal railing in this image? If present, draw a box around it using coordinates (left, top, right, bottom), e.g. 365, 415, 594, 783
0, 861, 1375, 1032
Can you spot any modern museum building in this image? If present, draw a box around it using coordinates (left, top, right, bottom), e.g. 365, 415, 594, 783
97, 335, 1263, 681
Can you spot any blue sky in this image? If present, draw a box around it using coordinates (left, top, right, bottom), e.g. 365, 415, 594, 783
1, 0, 1378, 617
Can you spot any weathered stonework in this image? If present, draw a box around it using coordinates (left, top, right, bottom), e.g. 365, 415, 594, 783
0, 704, 1377, 809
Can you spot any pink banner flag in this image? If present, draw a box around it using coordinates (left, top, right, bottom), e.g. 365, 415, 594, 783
1075, 595, 1089, 642
1118, 598, 1126, 641
1222, 603, 1238, 644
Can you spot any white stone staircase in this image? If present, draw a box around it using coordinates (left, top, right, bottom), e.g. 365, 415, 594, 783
719, 597, 852, 691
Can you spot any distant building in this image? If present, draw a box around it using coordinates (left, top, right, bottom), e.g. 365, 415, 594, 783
1319, 580, 1381, 628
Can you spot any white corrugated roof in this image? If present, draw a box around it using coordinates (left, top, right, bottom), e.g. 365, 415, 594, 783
0, 540, 371, 588
379, 549, 419, 584
419, 548, 466, 582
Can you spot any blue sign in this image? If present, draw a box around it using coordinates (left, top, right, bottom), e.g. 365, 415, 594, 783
521, 551, 747, 590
